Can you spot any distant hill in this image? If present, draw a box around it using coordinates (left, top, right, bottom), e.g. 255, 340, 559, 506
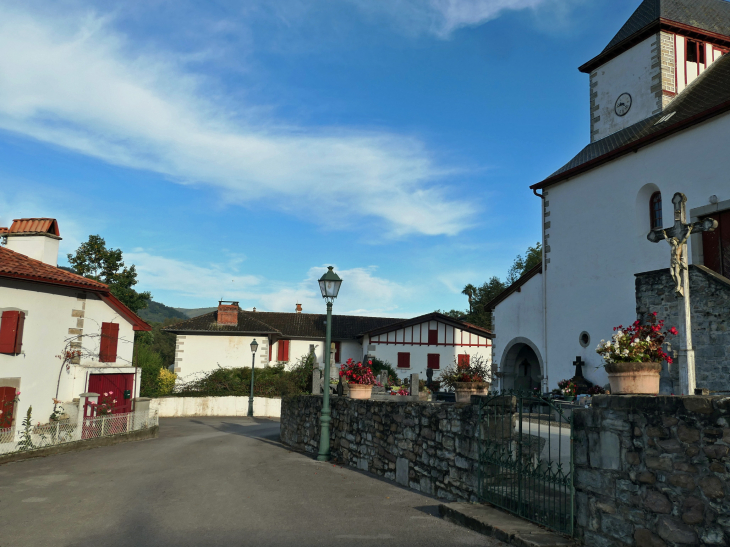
174, 307, 217, 318
137, 301, 188, 323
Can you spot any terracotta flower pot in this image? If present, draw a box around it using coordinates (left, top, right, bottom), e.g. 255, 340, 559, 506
454, 382, 490, 403
348, 384, 373, 400
605, 362, 662, 395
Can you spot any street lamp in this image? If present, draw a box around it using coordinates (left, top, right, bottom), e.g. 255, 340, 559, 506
248, 338, 259, 417
317, 266, 342, 461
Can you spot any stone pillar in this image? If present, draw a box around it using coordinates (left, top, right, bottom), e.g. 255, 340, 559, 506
410, 373, 419, 397
312, 368, 322, 395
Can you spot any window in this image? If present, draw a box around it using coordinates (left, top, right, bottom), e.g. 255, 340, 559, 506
428, 327, 438, 345
99, 322, 119, 362
427, 354, 440, 370
687, 40, 705, 64
650, 192, 663, 230
397, 352, 411, 368
0, 311, 25, 355
457, 354, 470, 368
334, 342, 341, 363
277, 339, 290, 362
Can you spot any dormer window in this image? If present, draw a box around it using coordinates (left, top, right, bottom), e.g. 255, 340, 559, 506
687, 40, 705, 65
650, 192, 663, 230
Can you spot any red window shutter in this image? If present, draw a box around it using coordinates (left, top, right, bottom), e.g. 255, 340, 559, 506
0, 386, 16, 428
269, 343, 272, 362
397, 352, 410, 368
334, 342, 341, 363
99, 322, 119, 363
428, 328, 438, 345
458, 354, 470, 368
277, 340, 290, 362
0, 311, 24, 355
427, 354, 440, 369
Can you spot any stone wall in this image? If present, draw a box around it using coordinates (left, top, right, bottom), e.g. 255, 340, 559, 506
281, 396, 480, 501
573, 395, 730, 546
635, 265, 730, 393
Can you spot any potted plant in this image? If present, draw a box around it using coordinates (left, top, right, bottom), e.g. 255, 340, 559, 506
439, 355, 491, 403
339, 358, 379, 399
596, 313, 677, 395
558, 379, 577, 401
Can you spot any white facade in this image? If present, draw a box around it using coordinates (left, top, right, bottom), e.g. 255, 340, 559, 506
364, 319, 492, 382
0, 278, 142, 432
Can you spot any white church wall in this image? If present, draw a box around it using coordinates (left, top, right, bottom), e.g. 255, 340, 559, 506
591, 35, 658, 141
492, 272, 545, 385
544, 111, 730, 389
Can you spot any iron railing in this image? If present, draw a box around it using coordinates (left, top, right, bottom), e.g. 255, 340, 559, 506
477, 391, 574, 536
0, 411, 158, 456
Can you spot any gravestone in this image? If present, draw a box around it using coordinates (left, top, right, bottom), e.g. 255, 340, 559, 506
572, 356, 592, 395
378, 371, 389, 388
410, 373, 419, 397
312, 368, 322, 396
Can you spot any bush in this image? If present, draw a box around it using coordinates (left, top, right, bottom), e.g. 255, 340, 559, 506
138, 344, 166, 397
157, 369, 177, 396
173, 353, 315, 398
368, 357, 398, 384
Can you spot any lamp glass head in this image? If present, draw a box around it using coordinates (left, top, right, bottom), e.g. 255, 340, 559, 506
250, 339, 259, 353
318, 266, 342, 300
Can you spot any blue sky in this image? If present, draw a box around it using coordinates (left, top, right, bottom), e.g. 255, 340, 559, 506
0, 0, 641, 316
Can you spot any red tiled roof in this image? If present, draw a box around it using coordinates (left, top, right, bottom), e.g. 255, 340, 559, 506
0, 246, 151, 331
0, 227, 8, 235
0, 246, 108, 290
9, 218, 60, 236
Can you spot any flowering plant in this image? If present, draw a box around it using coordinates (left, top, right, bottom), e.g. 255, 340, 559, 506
596, 313, 677, 366
558, 379, 576, 397
90, 391, 118, 416
389, 387, 410, 396
339, 358, 379, 385
439, 355, 491, 389
587, 385, 606, 395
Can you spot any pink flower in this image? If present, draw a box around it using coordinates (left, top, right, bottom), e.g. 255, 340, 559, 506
15, 391, 20, 396
104, 392, 108, 397
108, 391, 113, 395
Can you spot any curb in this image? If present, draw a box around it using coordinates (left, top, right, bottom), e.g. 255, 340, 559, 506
439, 503, 577, 547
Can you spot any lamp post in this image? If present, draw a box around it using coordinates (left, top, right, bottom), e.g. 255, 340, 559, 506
317, 266, 342, 462
248, 338, 258, 417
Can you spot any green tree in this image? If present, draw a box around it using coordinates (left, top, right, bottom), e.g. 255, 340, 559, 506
68, 235, 151, 313
506, 242, 542, 285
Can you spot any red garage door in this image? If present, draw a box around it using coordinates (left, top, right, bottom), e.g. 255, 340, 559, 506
0, 386, 16, 428
88, 374, 134, 414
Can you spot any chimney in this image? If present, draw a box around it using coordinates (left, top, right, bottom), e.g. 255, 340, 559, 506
296, 303, 302, 313
5, 218, 62, 266
217, 301, 239, 326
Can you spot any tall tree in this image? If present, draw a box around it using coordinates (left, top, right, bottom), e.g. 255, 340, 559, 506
506, 242, 542, 285
68, 235, 151, 313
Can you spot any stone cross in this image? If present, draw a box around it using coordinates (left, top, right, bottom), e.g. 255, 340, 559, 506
647, 192, 718, 395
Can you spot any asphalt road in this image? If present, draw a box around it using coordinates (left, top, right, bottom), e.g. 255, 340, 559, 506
0, 417, 505, 547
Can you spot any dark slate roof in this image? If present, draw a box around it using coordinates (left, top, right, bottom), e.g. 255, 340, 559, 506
163, 310, 404, 340
534, 51, 730, 189
581, 0, 730, 73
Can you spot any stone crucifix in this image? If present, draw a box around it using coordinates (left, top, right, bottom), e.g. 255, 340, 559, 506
647, 192, 717, 395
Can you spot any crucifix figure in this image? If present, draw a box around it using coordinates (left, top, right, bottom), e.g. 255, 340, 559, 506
647, 192, 717, 395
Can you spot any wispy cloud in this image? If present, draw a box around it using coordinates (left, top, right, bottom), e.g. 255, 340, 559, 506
346, 0, 566, 38
0, 5, 476, 237
127, 250, 412, 316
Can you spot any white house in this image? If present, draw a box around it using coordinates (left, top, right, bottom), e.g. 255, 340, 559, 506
489, 0, 730, 393
0, 218, 151, 434
164, 303, 493, 383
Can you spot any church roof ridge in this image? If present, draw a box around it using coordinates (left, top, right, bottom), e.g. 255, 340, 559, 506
534, 51, 730, 190
580, 0, 730, 74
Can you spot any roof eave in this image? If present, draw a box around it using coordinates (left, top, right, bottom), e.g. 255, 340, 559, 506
100, 292, 152, 332
579, 19, 730, 74
0, 270, 108, 292
531, 98, 730, 191
485, 263, 543, 312
362, 312, 494, 339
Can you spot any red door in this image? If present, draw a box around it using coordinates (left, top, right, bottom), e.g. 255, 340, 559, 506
88, 374, 134, 414
702, 211, 730, 278
0, 387, 16, 429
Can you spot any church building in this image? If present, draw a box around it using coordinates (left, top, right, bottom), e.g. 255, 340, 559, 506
490, 0, 730, 394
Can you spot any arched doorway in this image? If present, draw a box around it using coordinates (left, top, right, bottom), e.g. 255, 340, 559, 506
499, 337, 543, 392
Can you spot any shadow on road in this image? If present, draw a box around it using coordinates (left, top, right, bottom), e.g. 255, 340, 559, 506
188, 418, 284, 450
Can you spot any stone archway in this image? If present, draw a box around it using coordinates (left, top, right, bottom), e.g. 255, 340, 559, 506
499, 337, 544, 392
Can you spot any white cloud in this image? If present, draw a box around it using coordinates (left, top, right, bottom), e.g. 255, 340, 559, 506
0, 5, 476, 237
127, 250, 411, 316
346, 0, 560, 38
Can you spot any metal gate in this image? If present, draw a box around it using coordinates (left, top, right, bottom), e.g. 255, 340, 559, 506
477, 392, 574, 536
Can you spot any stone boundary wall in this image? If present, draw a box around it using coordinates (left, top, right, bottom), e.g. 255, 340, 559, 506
573, 395, 730, 546
635, 265, 730, 393
150, 396, 281, 417
281, 396, 481, 501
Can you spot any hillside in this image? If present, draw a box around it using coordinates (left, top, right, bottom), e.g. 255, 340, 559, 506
174, 307, 217, 318
137, 301, 188, 323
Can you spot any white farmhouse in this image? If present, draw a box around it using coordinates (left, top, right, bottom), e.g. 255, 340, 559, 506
489, 0, 730, 393
0, 218, 151, 433
165, 303, 493, 382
